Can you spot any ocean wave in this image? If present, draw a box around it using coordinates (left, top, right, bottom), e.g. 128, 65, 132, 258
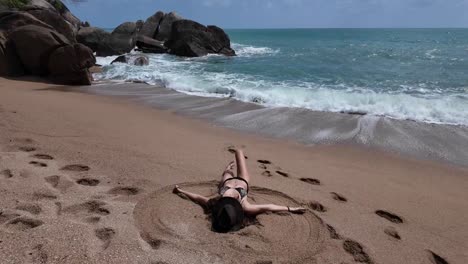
93, 52, 468, 126
231, 43, 279, 57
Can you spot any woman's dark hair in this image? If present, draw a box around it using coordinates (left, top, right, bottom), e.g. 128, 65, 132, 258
211, 197, 244, 233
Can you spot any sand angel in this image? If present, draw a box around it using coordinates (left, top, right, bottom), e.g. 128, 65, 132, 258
173, 148, 306, 233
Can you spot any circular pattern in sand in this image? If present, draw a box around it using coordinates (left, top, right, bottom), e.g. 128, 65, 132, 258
134, 181, 340, 263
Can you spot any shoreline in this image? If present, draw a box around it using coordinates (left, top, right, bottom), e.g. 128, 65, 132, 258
83, 80, 468, 168
1, 77, 467, 264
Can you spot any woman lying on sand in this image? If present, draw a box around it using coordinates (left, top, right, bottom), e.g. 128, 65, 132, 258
173, 148, 306, 233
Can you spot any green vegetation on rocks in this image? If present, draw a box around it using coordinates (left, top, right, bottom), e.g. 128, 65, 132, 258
2, 0, 30, 8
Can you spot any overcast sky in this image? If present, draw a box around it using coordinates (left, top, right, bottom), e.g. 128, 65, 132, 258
67, 0, 468, 29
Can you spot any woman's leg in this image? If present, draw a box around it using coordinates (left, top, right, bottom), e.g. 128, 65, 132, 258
220, 161, 235, 184
235, 149, 250, 183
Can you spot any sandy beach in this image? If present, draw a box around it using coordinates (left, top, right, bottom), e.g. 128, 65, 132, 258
0, 77, 467, 264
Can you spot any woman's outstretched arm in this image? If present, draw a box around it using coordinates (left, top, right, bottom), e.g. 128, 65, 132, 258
173, 185, 209, 206
244, 203, 306, 215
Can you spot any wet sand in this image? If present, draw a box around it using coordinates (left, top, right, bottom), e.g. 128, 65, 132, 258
0, 77, 467, 264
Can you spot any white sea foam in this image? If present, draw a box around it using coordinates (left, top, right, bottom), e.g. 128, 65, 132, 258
94, 51, 468, 126
232, 43, 279, 57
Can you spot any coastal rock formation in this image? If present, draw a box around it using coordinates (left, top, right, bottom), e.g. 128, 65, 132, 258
0, 0, 94, 84
0, 11, 54, 32
22, 6, 76, 42
110, 21, 139, 54
111, 55, 149, 66
156, 12, 182, 41
9, 24, 69, 75
26, 0, 81, 30
76, 27, 114, 56
77, 22, 139, 56
165, 20, 235, 57
135, 35, 167, 54
134, 56, 149, 66
48, 43, 95, 85
139, 11, 164, 39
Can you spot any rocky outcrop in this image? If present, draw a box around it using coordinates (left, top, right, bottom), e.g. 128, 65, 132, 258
25, 0, 81, 30
76, 27, 114, 56
2, 24, 94, 84
22, 6, 76, 42
165, 20, 235, 57
77, 22, 139, 56
110, 55, 128, 64
0, 1, 94, 85
139, 11, 182, 42
111, 55, 149, 66
48, 43, 95, 85
0, 11, 53, 33
110, 21, 138, 54
139, 11, 164, 39
134, 56, 149, 66
135, 35, 167, 54
9, 24, 69, 75
155, 12, 182, 41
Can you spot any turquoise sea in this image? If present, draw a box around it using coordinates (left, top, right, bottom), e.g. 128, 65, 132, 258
96, 29, 468, 126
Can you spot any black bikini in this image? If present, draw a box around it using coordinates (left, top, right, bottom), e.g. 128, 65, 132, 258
219, 177, 249, 199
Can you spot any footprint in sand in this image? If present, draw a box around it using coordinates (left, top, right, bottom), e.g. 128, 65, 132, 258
0, 211, 21, 224
331, 192, 348, 202
326, 224, 341, 239
384, 226, 401, 240
226, 146, 248, 159
63, 200, 110, 216
33, 191, 58, 200
257, 160, 272, 165
29, 161, 48, 168
308, 201, 327, 212
15, 203, 42, 215
85, 216, 101, 224
27, 244, 48, 264
300, 178, 321, 185
108, 186, 141, 196
261, 170, 273, 177
76, 178, 100, 186
19, 146, 36, 152
375, 210, 403, 224
426, 250, 449, 264
1, 169, 13, 178
60, 164, 90, 172
44, 175, 74, 192
32, 154, 54, 160
95, 227, 116, 249
141, 232, 162, 250
342, 239, 373, 264
275, 170, 289, 177
258, 164, 267, 170
6, 217, 44, 231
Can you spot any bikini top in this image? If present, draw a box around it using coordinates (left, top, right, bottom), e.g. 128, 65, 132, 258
219, 177, 249, 199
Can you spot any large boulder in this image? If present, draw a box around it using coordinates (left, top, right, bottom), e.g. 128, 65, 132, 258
0, 31, 25, 76
9, 24, 69, 75
139, 10, 164, 39
111, 55, 149, 66
78, 25, 138, 56
76, 27, 114, 56
155, 12, 182, 41
26, 0, 81, 30
0, 11, 53, 33
165, 20, 235, 57
22, 6, 76, 42
48, 43, 95, 85
135, 35, 167, 54
109, 21, 138, 54
112, 21, 137, 36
